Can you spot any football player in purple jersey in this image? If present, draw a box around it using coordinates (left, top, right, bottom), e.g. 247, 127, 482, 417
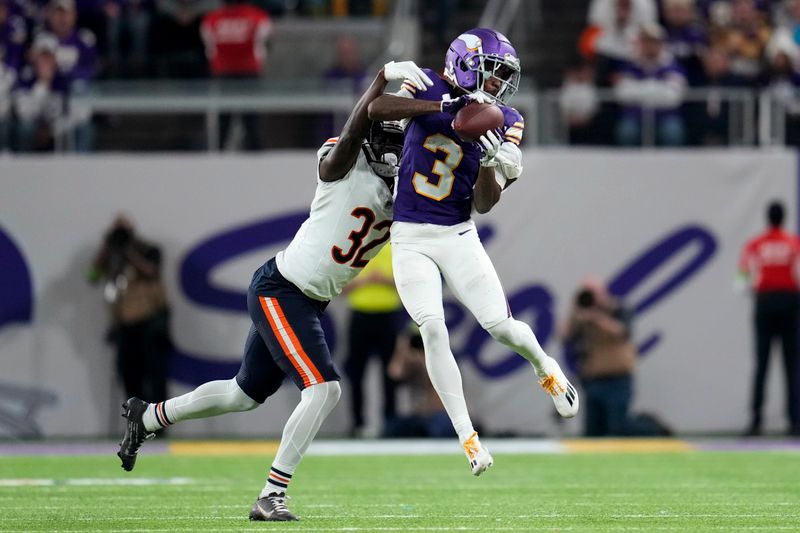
368, 28, 579, 476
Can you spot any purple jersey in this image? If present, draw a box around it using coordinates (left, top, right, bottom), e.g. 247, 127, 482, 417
665, 24, 707, 60
52, 29, 97, 83
394, 68, 524, 226
0, 13, 26, 72
619, 56, 686, 118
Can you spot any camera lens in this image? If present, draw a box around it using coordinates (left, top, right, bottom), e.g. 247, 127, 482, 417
576, 289, 595, 308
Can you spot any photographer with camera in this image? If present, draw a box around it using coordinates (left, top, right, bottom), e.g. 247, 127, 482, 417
561, 277, 669, 437
88, 214, 172, 404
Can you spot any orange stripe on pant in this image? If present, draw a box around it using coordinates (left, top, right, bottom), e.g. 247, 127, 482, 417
266, 298, 325, 385
259, 296, 311, 387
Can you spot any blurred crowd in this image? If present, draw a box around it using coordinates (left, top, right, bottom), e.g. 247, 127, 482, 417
561, 0, 800, 146
0, 0, 383, 151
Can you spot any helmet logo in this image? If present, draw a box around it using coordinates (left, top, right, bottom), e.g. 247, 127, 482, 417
457, 33, 482, 52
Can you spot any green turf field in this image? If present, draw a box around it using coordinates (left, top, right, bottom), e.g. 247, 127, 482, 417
2, 451, 799, 532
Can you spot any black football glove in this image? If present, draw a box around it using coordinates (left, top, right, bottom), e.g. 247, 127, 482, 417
440, 92, 493, 115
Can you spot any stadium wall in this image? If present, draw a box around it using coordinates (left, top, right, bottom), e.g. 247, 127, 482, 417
0, 149, 796, 438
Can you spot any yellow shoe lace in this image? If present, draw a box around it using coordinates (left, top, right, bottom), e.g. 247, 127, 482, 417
463, 431, 479, 460
540, 375, 565, 396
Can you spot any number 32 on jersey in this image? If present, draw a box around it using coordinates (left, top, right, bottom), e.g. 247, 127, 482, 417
331, 207, 391, 268
412, 133, 462, 201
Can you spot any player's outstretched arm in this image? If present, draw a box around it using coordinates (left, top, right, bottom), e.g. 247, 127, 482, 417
320, 61, 431, 182
367, 94, 440, 121
366, 61, 437, 121
319, 71, 390, 182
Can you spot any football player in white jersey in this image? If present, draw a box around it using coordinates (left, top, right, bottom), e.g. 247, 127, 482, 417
116, 61, 433, 521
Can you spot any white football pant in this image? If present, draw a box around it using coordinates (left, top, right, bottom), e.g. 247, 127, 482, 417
391, 220, 509, 329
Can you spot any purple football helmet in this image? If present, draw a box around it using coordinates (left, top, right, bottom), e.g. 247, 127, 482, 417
443, 27, 521, 104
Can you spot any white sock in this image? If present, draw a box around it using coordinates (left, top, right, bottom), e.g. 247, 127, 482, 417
142, 378, 259, 432
259, 381, 341, 498
419, 319, 475, 444
487, 317, 549, 377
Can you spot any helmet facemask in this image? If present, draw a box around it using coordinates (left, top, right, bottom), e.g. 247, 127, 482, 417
475, 55, 521, 104
363, 121, 404, 180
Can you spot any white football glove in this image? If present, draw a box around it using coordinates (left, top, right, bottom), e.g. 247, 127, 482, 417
478, 130, 503, 167
494, 141, 523, 181
384, 61, 433, 91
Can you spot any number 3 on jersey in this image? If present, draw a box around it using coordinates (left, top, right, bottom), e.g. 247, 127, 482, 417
412, 133, 463, 201
332, 207, 391, 268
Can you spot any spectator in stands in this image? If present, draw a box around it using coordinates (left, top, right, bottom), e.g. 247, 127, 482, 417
382, 323, 454, 439
320, 34, 367, 138
152, 0, 218, 78
614, 23, 687, 146
13, 34, 69, 151
559, 57, 602, 145
584, 0, 658, 85
561, 277, 671, 437
690, 45, 747, 144
324, 34, 367, 91
738, 201, 800, 437
88, 214, 173, 404
763, 31, 800, 141
698, 0, 771, 26
341, 244, 401, 438
774, 0, 800, 47
42, 0, 98, 151
0, 0, 26, 150
201, 0, 271, 150
102, 0, 154, 77
0, 0, 25, 73
709, 0, 772, 84
662, 0, 708, 85
45, 0, 98, 83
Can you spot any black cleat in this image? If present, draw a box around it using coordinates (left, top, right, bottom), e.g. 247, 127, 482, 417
117, 397, 154, 472
249, 492, 299, 521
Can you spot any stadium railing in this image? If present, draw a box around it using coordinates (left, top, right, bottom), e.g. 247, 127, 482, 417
64, 84, 800, 151
67, 79, 361, 152
537, 87, 758, 147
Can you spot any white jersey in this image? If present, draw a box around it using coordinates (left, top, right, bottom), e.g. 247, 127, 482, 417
276, 139, 394, 301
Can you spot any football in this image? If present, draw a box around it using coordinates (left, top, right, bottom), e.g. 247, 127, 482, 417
452, 102, 505, 142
